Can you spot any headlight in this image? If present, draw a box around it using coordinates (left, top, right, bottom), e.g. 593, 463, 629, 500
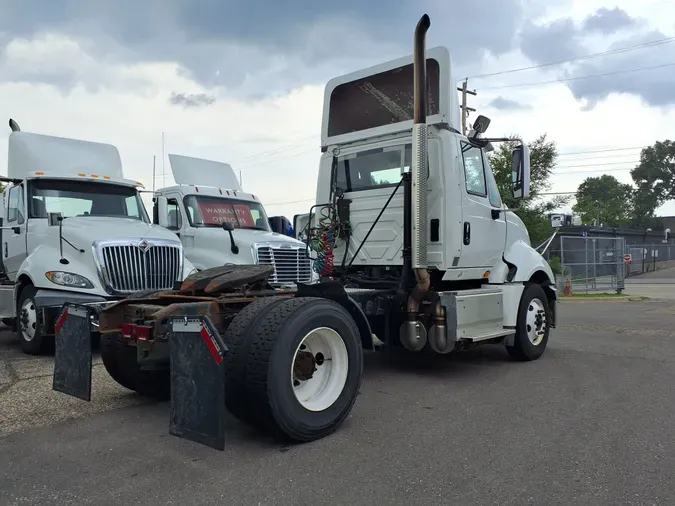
45, 271, 94, 289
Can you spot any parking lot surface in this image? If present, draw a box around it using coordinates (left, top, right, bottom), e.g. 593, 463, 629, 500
1, 299, 675, 505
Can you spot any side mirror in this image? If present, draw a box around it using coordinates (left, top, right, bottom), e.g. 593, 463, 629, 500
267, 216, 287, 235
48, 212, 63, 227
293, 213, 310, 241
471, 115, 491, 135
221, 221, 235, 232
511, 144, 531, 200
156, 196, 169, 228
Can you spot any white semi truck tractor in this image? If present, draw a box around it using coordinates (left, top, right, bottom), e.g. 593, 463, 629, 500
51, 14, 557, 449
152, 153, 319, 287
0, 120, 197, 354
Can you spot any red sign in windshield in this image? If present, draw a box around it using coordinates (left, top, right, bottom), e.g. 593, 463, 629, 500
197, 202, 254, 227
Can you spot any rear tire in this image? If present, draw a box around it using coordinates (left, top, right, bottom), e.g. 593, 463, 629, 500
223, 296, 291, 426
225, 297, 363, 442
506, 283, 551, 361
100, 333, 170, 401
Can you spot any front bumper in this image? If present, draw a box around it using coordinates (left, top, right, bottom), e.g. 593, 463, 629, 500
35, 288, 120, 336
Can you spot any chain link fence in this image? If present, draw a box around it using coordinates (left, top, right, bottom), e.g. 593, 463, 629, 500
558, 235, 626, 294
626, 244, 675, 276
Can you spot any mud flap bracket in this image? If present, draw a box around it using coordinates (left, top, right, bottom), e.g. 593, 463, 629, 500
169, 315, 229, 451
52, 303, 94, 402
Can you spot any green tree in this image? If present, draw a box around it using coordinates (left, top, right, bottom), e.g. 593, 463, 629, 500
488, 133, 570, 245
629, 140, 673, 229
572, 174, 633, 227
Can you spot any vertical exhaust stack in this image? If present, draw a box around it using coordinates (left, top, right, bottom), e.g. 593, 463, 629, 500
399, 14, 433, 352
411, 14, 430, 272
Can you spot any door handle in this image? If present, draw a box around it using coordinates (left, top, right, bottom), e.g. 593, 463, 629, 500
463, 222, 471, 245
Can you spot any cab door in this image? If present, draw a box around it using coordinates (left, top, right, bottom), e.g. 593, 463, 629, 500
3, 184, 28, 280
456, 141, 507, 270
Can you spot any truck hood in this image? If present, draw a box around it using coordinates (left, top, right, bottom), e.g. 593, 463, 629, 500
198, 227, 304, 249
188, 226, 309, 273
22, 216, 192, 297
61, 216, 181, 245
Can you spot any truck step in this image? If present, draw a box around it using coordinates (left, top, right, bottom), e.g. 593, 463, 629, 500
463, 329, 514, 342
0, 285, 15, 319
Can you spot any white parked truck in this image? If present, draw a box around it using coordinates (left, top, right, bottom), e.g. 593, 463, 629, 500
0, 120, 196, 354
52, 14, 557, 450
152, 153, 318, 286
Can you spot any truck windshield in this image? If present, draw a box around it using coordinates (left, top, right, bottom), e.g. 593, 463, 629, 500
28, 179, 149, 222
183, 195, 271, 231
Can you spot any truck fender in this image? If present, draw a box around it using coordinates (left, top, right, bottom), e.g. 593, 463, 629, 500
340, 296, 375, 351
295, 282, 374, 351
13, 273, 35, 303
491, 239, 555, 285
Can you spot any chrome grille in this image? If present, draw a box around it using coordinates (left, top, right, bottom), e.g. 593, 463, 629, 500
94, 239, 182, 294
255, 244, 312, 285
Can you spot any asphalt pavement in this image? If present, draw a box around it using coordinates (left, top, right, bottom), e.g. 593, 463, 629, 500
624, 265, 675, 299
1, 299, 675, 505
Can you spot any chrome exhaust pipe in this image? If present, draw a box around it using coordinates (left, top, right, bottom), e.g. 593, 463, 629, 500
428, 300, 454, 354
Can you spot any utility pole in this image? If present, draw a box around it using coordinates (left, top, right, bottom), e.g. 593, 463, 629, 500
161, 132, 166, 187
457, 78, 477, 135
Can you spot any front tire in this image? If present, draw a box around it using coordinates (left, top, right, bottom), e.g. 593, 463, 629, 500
225, 297, 363, 442
17, 284, 47, 355
506, 283, 551, 361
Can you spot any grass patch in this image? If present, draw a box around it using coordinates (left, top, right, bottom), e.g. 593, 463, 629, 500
564, 292, 627, 298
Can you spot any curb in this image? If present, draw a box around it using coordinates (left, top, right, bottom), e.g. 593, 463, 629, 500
559, 296, 651, 302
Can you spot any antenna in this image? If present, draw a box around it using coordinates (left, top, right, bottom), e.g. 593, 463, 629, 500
161, 132, 166, 187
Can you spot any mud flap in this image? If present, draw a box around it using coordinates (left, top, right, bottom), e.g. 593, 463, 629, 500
168, 315, 229, 451
52, 303, 94, 402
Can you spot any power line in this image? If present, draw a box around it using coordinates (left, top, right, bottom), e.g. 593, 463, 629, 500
467, 36, 675, 80
553, 167, 634, 175
265, 198, 315, 207
215, 133, 649, 176
557, 152, 643, 161
265, 167, 640, 207
240, 143, 649, 175
480, 61, 675, 90
557, 146, 646, 156
556, 160, 639, 169
228, 135, 317, 165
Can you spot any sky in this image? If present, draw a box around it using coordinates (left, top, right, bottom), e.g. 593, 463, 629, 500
1, 0, 674, 221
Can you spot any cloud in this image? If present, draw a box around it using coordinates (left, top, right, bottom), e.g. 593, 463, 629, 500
517, 7, 674, 109
169, 92, 216, 108
582, 7, 639, 34
487, 96, 531, 111
0, 0, 531, 98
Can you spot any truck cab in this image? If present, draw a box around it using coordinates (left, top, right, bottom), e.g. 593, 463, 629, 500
306, 44, 556, 353
152, 154, 319, 287
0, 121, 197, 354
